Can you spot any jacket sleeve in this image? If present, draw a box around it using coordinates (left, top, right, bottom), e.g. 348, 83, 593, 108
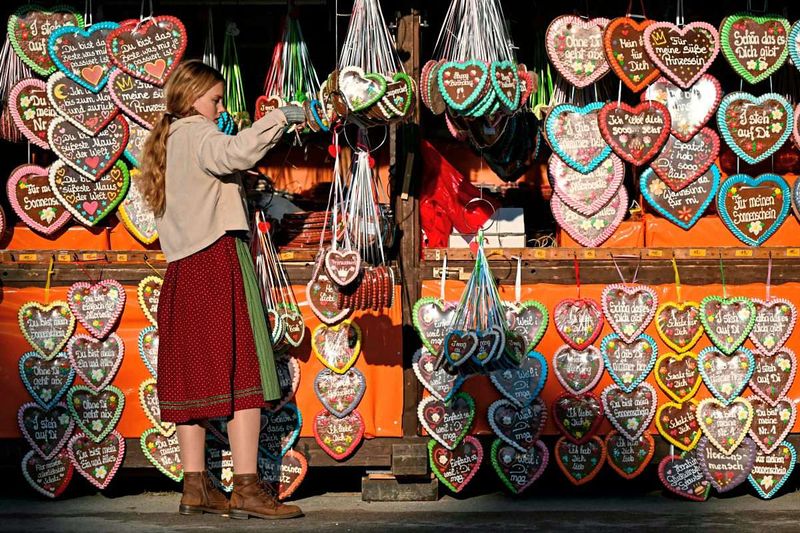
194, 111, 288, 176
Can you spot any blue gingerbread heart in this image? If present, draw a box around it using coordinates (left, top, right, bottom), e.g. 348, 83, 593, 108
716, 92, 793, 165
697, 346, 754, 406
640, 165, 720, 230
545, 102, 612, 173
716, 173, 790, 246
600, 333, 658, 393
748, 440, 796, 499
259, 403, 302, 460
48, 22, 119, 93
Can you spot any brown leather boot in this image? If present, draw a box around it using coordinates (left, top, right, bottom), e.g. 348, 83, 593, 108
179, 471, 230, 515
229, 473, 303, 520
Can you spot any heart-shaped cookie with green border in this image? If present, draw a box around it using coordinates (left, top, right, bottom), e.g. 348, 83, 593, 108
699, 296, 756, 355
719, 14, 790, 85
67, 384, 125, 443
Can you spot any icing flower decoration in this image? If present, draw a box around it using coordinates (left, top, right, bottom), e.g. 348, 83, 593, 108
761, 475, 774, 490
626, 418, 638, 431
770, 122, 783, 134
91, 369, 105, 382
779, 408, 791, 423
91, 419, 104, 432
40, 389, 53, 402
39, 207, 57, 224
58, 413, 70, 425
94, 465, 107, 479
777, 357, 791, 372
23, 109, 36, 120
221, 467, 233, 483
649, 180, 666, 196
736, 408, 749, 422
770, 108, 784, 120
20, 96, 30, 107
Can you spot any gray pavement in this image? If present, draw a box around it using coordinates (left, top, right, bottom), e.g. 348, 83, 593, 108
0, 491, 798, 532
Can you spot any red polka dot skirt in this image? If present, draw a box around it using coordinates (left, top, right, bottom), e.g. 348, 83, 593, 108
157, 234, 267, 424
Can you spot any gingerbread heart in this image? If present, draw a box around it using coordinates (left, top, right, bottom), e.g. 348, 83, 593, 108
18, 402, 74, 460
654, 352, 701, 403
48, 116, 129, 181
489, 61, 520, 112
381, 72, 415, 117
748, 441, 796, 499
545, 102, 611, 173
554, 435, 606, 485
490, 351, 547, 407
471, 326, 505, 367
106, 16, 187, 86
717, 93, 793, 165
791, 22, 800, 77
118, 168, 158, 244
48, 22, 119, 92
19, 352, 75, 411
7, 164, 72, 235
21, 449, 74, 498
412, 348, 464, 402
488, 398, 547, 453
504, 300, 548, 353
641, 165, 720, 230
260, 404, 302, 460
551, 187, 629, 247
339, 67, 387, 112
700, 296, 756, 354
658, 450, 710, 501
47, 72, 119, 136
748, 396, 795, 454
312, 321, 361, 374
138, 379, 175, 437
271, 357, 300, 413
750, 298, 796, 355
696, 397, 754, 455
314, 367, 366, 418
491, 439, 548, 494
656, 400, 702, 451
49, 159, 130, 226
279, 306, 305, 348
655, 301, 704, 353
67, 333, 124, 392
413, 298, 457, 355
140, 428, 183, 482
698, 346, 754, 405
8, 78, 58, 149
552, 344, 604, 395
67, 385, 125, 443
643, 22, 720, 89
254, 95, 284, 121
603, 18, 659, 92
306, 256, 351, 325
443, 330, 479, 367
67, 280, 126, 339
720, 15, 790, 85
137, 276, 161, 326
437, 60, 489, 113
257, 449, 308, 500
605, 431, 655, 480
205, 433, 233, 492
7, 5, 83, 76
601, 383, 657, 441
124, 120, 150, 167
598, 101, 671, 166
552, 392, 603, 444
138, 326, 158, 378
429, 436, 483, 493
108, 70, 166, 129
68, 430, 125, 490
697, 435, 756, 493
601, 333, 658, 393
418, 392, 475, 450
548, 153, 624, 216
324, 248, 362, 288
649, 128, 720, 192
18, 301, 76, 359
546, 16, 611, 88
602, 284, 657, 343
750, 348, 796, 406
313, 409, 364, 461
642, 75, 722, 142
553, 298, 604, 350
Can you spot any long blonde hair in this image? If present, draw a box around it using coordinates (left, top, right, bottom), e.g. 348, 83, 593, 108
139, 60, 224, 216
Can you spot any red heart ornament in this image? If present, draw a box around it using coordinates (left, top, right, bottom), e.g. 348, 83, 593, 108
429, 436, 483, 493
599, 101, 671, 166
47, 72, 119, 136
106, 16, 187, 86
649, 128, 720, 192
8, 5, 83, 76
605, 431, 655, 480
21, 449, 74, 498
313, 409, 365, 461
553, 298, 604, 350
554, 435, 606, 485
552, 392, 604, 444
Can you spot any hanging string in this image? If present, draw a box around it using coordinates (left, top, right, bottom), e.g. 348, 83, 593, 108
671, 256, 682, 303
766, 253, 772, 301
84, 0, 93, 27
514, 256, 521, 303
573, 255, 581, 299
719, 255, 727, 299
202, 8, 219, 70
44, 257, 54, 304
139, 0, 154, 20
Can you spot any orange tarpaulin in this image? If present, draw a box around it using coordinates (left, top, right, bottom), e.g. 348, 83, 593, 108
421, 280, 800, 436
0, 284, 404, 439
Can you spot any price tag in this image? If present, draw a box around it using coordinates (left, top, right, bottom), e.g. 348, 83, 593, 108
583, 250, 596, 259
534, 249, 547, 259
734, 249, 753, 257
81, 253, 100, 261
154, 254, 166, 262
115, 254, 129, 262
18, 254, 38, 262
689, 249, 707, 257
647, 249, 664, 257
786, 248, 800, 257
56, 254, 72, 262
280, 251, 295, 261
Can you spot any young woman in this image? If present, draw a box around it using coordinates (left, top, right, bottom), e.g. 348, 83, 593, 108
139, 59, 305, 520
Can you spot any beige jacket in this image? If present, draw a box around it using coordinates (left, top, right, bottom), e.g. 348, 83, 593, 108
156, 111, 288, 262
